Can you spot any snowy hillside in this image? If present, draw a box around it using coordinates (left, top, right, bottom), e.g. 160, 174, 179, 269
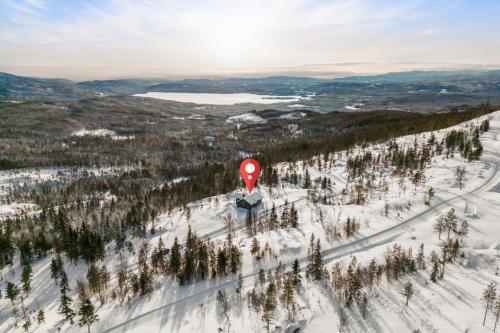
1, 111, 500, 333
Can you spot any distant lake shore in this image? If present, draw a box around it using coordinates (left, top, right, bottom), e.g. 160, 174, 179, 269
133, 92, 303, 105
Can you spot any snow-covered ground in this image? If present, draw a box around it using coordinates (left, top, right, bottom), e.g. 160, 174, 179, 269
227, 112, 267, 124
72, 129, 135, 140
2, 112, 500, 333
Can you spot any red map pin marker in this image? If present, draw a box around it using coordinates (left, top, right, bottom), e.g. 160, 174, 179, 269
240, 159, 260, 193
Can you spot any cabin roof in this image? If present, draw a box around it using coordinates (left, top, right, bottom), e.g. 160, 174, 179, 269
234, 192, 262, 205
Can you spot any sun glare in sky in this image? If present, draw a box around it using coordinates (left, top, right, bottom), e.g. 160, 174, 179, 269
0, 0, 499, 79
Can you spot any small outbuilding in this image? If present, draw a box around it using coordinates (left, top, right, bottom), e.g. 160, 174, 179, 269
235, 192, 262, 209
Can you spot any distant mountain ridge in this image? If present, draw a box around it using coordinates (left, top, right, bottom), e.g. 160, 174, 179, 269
1, 70, 499, 100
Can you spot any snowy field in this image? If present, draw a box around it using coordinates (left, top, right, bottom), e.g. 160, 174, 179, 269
71, 129, 135, 140
1, 112, 500, 333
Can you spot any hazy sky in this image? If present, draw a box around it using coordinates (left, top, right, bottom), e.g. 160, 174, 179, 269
1, 0, 499, 80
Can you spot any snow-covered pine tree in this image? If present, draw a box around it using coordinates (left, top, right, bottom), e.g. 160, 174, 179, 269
269, 203, 278, 230
417, 243, 426, 270
332, 262, 343, 295
5, 281, 20, 306
78, 298, 99, 333
280, 199, 289, 228
457, 220, 469, 242
482, 282, 497, 326
58, 272, 75, 323
250, 238, 260, 260
281, 275, 295, 319
170, 237, 181, 275
37, 308, 45, 325
292, 258, 300, 286
151, 236, 167, 274
262, 282, 277, 331
433, 214, 445, 240
289, 203, 299, 228
402, 281, 414, 306
444, 208, 458, 240
493, 294, 500, 332
368, 258, 378, 288
359, 292, 368, 319
21, 260, 32, 296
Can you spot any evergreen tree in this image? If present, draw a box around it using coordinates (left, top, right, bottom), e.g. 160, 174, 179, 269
332, 262, 344, 294
433, 214, 445, 240
346, 257, 362, 307
359, 292, 368, 319
58, 273, 75, 323
151, 236, 167, 274
457, 221, 469, 242
344, 261, 355, 307
170, 237, 181, 275
117, 254, 129, 304
269, 203, 278, 230
21, 260, 32, 296
493, 294, 500, 332
440, 242, 448, 279
450, 239, 460, 260
0, 229, 15, 269
402, 281, 414, 306
367, 258, 378, 288
280, 199, 289, 228
291, 258, 300, 286
236, 273, 243, 297
217, 248, 227, 277
250, 238, 260, 260
311, 239, 324, 280
86, 264, 101, 295
289, 203, 298, 228
78, 298, 99, 333
228, 244, 242, 275
417, 243, 426, 270
262, 282, 276, 331
281, 276, 295, 318
430, 260, 439, 283
6, 281, 20, 306
304, 169, 311, 188
483, 282, 497, 326
37, 308, 45, 325
138, 241, 150, 273
306, 234, 315, 279
138, 241, 152, 293
444, 208, 458, 241
50, 254, 63, 284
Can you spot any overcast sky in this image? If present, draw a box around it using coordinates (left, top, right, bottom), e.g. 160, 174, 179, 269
1, 0, 499, 80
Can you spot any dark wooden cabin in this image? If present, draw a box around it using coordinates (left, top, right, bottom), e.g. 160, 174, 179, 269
235, 192, 262, 209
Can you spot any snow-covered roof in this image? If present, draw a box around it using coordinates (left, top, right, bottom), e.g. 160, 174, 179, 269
237, 192, 262, 205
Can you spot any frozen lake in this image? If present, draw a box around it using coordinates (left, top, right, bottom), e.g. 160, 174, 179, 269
133, 92, 302, 105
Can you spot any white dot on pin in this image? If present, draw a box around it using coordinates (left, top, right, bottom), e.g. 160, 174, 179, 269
245, 163, 255, 174
248, 175, 252, 180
